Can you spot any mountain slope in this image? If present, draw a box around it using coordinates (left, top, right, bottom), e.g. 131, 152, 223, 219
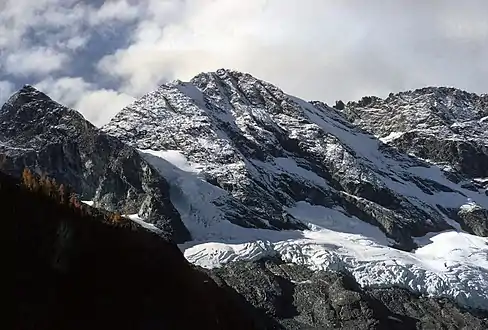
5, 170, 271, 330
0, 85, 189, 242
104, 70, 487, 247
208, 258, 488, 329
7, 170, 487, 330
101, 69, 488, 311
341, 87, 488, 180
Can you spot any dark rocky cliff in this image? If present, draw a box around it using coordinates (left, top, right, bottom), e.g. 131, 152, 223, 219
0, 85, 189, 242
208, 259, 488, 329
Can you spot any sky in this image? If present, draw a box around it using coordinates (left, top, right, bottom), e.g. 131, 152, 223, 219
1, 0, 487, 126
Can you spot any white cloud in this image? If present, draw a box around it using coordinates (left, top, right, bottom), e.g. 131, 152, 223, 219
75, 89, 135, 125
97, 0, 488, 103
59, 36, 90, 51
35, 77, 134, 126
35, 77, 92, 106
0, 0, 85, 49
0, 0, 143, 78
5, 48, 70, 77
438, 5, 488, 41
88, 0, 141, 26
1, 0, 487, 126
0, 81, 15, 103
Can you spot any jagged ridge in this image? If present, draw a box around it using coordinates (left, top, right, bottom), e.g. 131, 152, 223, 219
341, 87, 488, 179
103, 69, 488, 247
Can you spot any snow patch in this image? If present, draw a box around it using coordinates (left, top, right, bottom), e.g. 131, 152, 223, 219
126, 214, 163, 234
287, 201, 393, 246
380, 131, 404, 143
459, 201, 482, 213
141, 149, 203, 173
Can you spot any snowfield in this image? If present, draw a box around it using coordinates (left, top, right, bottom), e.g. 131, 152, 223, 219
140, 149, 488, 311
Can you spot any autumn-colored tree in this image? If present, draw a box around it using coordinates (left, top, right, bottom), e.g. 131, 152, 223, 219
42, 177, 54, 198
22, 168, 30, 188
50, 178, 59, 199
39, 174, 55, 198
22, 168, 35, 190
38, 174, 45, 191
111, 212, 123, 223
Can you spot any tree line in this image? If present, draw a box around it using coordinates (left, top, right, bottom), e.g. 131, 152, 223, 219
21, 168, 127, 225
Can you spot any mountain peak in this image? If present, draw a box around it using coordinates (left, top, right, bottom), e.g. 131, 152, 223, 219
187, 68, 262, 87
20, 84, 40, 93
394, 86, 487, 103
346, 85, 488, 123
1, 83, 85, 122
0, 83, 93, 146
3, 84, 53, 108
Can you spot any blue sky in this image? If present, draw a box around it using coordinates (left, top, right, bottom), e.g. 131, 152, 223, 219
1, 0, 487, 126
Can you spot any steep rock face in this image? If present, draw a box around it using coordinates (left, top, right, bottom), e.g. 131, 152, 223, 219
103, 70, 487, 247
457, 203, 488, 236
341, 87, 488, 179
0, 85, 189, 242
208, 258, 488, 330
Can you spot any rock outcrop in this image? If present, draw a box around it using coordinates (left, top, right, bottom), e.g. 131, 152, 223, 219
0, 85, 189, 242
342, 87, 488, 179
208, 258, 488, 329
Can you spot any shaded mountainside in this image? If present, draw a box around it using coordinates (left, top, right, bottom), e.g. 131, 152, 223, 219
341, 87, 488, 180
5, 170, 266, 330
6, 170, 487, 329
104, 70, 488, 247
0, 85, 189, 243
209, 259, 488, 330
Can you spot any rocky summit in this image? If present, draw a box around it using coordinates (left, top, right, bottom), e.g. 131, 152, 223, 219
0, 85, 189, 242
103, 70, 487, 246
4, 69, 488, 329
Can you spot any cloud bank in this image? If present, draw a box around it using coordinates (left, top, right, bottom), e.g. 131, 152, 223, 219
1, 0, 487, 126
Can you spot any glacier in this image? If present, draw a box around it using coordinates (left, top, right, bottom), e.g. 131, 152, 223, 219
141, 148, 488, 311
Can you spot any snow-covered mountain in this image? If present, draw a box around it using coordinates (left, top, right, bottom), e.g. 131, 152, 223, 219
341, 87, 488, 180
101, 69, 488, 309
2, 70, 488, 316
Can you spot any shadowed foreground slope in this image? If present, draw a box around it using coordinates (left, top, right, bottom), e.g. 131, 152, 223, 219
7, 169, 488, 329
6, 171, 269, 330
